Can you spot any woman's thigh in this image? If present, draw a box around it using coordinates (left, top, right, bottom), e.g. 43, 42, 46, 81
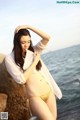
29, 97, 55, 120
46, 92, 57, 119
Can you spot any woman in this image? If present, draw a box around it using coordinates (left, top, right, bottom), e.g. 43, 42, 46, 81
5, 25, 62, 120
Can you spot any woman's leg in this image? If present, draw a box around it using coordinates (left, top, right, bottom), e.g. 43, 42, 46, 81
46, 92, 57, 120
29, 97, 55, 120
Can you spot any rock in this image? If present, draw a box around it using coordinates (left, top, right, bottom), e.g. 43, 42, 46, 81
0, 93, 7, 112
0, 54, 31, 120
29, 116, 38, 120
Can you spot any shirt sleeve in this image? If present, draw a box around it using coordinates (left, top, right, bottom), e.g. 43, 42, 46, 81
33, 41, 46, 53
5, 55, 26, 84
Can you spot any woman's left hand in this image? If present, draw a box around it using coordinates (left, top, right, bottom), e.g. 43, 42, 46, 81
14, 25, 28, 34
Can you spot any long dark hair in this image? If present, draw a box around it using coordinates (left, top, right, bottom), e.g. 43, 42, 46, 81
13, 29, 42, 71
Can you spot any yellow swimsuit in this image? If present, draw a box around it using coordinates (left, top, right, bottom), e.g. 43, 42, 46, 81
40, 90, 51, 101
28, 69, 52, 101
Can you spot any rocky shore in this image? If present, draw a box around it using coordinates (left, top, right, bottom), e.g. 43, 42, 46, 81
0, 53, 31, 120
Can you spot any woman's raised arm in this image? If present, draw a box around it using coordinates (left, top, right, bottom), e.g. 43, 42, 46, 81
15, 25, 51, 45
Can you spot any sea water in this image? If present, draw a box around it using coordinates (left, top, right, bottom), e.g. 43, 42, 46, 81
41, 44, 80, 120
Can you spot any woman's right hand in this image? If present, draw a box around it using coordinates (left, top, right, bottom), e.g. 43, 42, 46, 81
33, 52, 40, 65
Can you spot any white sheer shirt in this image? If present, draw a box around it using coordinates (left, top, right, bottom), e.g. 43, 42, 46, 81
5, 41, 46, 84
5, 41, 62, 99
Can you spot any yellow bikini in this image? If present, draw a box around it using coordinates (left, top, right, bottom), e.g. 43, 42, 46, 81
40, 90, 51, 101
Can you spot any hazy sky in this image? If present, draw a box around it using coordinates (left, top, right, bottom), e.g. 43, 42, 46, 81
0, 0, 80, 54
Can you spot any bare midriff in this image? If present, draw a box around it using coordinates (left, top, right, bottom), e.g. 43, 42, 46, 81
26, 70, 51, 98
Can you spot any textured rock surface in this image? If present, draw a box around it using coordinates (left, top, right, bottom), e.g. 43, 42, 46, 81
0, 93, 7, 112
0, 54, 31, 120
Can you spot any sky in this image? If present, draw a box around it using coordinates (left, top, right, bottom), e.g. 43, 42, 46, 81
0, 0, 80, 54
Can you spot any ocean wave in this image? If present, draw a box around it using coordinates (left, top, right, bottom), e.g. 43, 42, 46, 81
42, 45, 80, 120
57, 96, 80, 120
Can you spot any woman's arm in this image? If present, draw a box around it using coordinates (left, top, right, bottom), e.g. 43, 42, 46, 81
15, 25, 51, 45
5, 56, 26, 84
5, 52, 40, 84
23, 52, 40, 80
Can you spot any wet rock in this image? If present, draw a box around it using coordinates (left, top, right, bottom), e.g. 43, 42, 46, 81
0, 93, 7, 112
0, 54, 31, 120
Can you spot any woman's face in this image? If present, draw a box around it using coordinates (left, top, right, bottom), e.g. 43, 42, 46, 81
20, 35, 31, 53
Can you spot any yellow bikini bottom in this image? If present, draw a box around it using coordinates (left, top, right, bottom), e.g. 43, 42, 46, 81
28, 90, 52, 101
40, 90, 51, 101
